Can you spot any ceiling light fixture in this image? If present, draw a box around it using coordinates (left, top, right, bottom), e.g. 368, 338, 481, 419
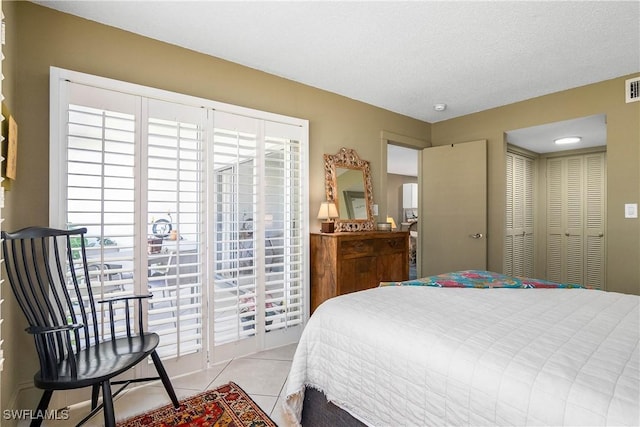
554, 136, 582, 145
433, 103, 447, 112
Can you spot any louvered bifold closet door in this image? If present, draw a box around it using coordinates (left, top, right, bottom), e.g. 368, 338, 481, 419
505, 154, 514, 274
505, 151, 535, 277
146, 99, 206, 364
547, 157, 584, 284
523, 156, 535, 277
65, 83, 139, 341
546, 153, 605, 288
584, 153, 606, 289
565, 157, 584, 285
546, 158, 564, 283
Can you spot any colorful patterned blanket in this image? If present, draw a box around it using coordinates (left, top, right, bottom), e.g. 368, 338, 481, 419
380, 270, 583, 289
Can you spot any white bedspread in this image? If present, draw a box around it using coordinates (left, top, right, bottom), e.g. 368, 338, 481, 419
283, 286, 639, 426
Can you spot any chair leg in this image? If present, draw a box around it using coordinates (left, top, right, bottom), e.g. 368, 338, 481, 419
150, 350, 180, 408
91, 384, 100, 410
29, 390, 53, 427
101, 381, 116, 427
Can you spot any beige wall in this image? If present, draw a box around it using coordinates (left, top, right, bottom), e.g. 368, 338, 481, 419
431, 75, 640, 296
3, 0, 639, 416
0, 2, 430, 413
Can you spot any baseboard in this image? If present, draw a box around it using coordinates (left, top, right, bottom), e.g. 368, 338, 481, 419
3, 381, 33, 427
4, 382, 90, 425
9, 381, 92, 413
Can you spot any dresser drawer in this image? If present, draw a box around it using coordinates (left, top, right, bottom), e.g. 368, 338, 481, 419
340, 239, 374, 257
374, 236, 406, 254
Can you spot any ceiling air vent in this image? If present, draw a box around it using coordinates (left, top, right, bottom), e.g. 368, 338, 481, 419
625, 77, 640, 103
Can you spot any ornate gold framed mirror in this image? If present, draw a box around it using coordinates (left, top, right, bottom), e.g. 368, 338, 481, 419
324, 147, 375, 232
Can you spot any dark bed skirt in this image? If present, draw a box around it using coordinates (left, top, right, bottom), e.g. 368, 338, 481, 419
301, 386, 366, 427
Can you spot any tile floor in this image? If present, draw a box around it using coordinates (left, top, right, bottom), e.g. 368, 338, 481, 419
22, 343, 297, 427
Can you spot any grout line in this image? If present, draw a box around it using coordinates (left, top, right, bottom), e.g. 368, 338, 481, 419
203, 359, 233, 391
250, 392, 279, 414
277, 375, 288, 399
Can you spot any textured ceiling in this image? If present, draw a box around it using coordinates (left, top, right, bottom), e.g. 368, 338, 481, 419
33, 1, 640, 123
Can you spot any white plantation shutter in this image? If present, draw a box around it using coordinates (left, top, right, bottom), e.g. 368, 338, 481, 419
211, 114, 305, 360
545, 152, 605, 288
504, 151, 535, 277
65, 84, 139, 340
52, 68, 308, 375
146, 99, 206, 361
262, 121, 304, 343
62, 84, 208, 375
211, 112, 259, 348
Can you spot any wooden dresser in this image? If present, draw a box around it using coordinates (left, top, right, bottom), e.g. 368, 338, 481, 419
310, 231, 409, 313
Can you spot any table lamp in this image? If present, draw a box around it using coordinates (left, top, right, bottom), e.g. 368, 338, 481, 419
386, 216, 397, 230
317, 201, 339, 233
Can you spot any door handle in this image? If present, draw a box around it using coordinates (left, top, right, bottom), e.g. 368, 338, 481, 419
469, 233, 483, 239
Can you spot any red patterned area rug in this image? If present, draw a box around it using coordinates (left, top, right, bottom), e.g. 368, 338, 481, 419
117, 382, 277, 427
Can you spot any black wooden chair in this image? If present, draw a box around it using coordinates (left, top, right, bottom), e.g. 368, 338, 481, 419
1, 227, 180, 426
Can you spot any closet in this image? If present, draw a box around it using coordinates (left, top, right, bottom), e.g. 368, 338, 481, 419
546, 152, 606, 289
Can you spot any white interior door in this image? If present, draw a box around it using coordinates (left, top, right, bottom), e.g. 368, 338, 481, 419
421, 140, 487, 276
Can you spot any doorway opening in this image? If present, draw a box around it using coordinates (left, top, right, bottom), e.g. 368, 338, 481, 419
387, 144, 419, 279
505, 114, 607, 289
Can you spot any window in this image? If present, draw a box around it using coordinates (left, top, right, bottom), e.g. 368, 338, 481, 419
51, 67, 308, 377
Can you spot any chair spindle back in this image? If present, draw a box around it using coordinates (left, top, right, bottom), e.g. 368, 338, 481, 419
1, 227, 104, 366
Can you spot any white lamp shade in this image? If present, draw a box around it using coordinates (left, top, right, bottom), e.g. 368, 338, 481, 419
317, 202, 339, 220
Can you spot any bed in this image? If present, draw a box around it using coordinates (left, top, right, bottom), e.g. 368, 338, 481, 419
283, 270, 640, 426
